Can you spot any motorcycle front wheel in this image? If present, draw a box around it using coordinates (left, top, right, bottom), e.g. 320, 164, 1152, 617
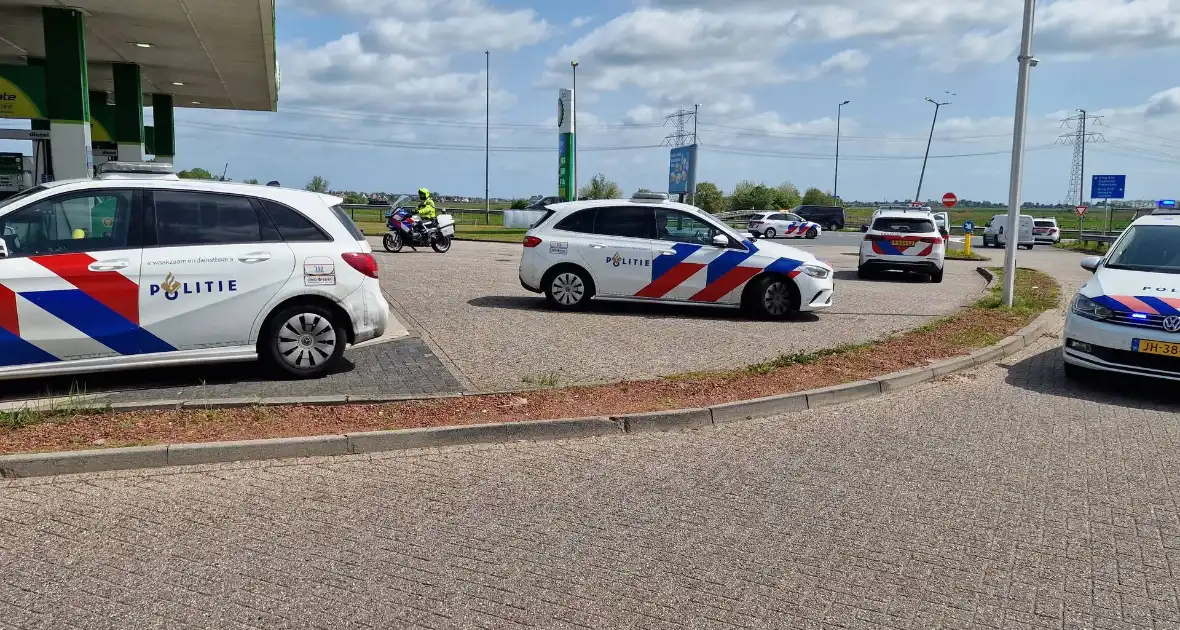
431, 234, 452, 253
383, 231, 404, 253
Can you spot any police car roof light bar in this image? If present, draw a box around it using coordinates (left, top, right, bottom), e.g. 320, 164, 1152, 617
96, 161, 175, 175
631, 191, 669, 201
1154, 199, 1178, 214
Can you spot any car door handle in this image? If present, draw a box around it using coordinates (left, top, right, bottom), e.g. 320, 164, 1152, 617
658, 249, 677, 256
87, 259, 128, 271
589, 244, 606, 249
238, 252, 272, 264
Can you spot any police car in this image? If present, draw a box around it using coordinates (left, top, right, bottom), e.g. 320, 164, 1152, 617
1063, 208, 1180, 381
746, 211, 821, 239
0, 162, 388, 381
857, 206, 946, 282
518, 192, 834, 318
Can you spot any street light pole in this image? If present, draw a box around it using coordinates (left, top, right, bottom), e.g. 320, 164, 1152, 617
571, 60, 578, 198
915, 96, 950, 203
484, 51, 490, 220
1002, 0, 1038, 307
834, 100, 850, 199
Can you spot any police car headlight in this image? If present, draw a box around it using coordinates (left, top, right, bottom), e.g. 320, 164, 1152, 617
800, 264, 831, 279
1072, 294, 1112, 320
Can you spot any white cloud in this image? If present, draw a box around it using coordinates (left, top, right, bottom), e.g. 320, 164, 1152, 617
570, 16, 593, 28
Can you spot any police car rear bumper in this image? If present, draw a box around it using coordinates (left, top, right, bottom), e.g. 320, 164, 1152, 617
859, 258, 942, 274
1062, 311, 1180, 381
520, 274, 542, 294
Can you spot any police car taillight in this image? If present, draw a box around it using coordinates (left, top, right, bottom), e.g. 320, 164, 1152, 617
523, 235, 542, 248
919, 236, 943, 244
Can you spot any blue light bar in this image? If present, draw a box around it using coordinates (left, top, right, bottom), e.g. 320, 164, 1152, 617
1159, 199, 1176, 208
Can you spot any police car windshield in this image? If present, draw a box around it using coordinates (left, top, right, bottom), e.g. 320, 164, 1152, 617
1105, 225, 1180, 274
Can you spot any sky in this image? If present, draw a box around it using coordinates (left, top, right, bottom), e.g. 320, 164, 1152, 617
7, 0, 1180, 203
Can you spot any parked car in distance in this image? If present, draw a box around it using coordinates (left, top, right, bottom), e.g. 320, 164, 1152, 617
792, 205, 845, 231
983, 214, 1036, 249
1033, 218, 1061, 243
746, 211, 821, 239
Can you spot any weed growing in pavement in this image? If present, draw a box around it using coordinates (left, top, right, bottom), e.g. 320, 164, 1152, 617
522, 371, 561, 387
0, 384, 109, 430
747, 341, 876, 375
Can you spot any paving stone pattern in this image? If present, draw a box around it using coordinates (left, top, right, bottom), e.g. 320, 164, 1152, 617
0, 336, 462, 404
2, 331, 1179, 629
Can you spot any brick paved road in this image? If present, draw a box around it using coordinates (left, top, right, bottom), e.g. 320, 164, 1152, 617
0, 336, 462, 404
3, 326, 1179, 628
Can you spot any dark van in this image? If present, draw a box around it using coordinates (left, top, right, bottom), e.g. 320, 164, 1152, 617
793, 205, 846, 231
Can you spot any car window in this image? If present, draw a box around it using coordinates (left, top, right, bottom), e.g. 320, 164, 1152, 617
594, 206, 652, 239
1105, 225, 1180, 274
530, 208, 557, 229
872, 217, 935, 233
554, 208, 596, 233
329, 204, 366, 240
0, 189, 134, 257
655, 209, 719, 245
153, 190, 264, 246
261, 199, 331, 242
783, 214, 803, 222
1034, 220, 1054, 227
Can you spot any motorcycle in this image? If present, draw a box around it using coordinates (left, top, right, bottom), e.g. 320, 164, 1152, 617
382, 195, 456, 253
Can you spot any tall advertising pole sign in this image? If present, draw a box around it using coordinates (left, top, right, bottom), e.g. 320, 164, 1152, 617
557, 88, 575, 201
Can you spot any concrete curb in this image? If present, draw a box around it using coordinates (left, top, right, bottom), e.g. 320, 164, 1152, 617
0, 311, 1060, 479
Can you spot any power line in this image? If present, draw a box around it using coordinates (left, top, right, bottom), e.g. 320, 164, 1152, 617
175, 119, 1065, 161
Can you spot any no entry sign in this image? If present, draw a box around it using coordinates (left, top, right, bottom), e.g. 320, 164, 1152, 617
942, 192, 957, 208
1075, 205, 1088, 217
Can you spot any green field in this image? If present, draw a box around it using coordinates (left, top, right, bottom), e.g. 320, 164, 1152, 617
843, 206, 1139, 232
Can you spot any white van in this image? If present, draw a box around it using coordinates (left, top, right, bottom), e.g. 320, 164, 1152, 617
983, 213, 1036, 249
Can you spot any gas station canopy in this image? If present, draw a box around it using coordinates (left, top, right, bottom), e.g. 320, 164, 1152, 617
0, 0, 278, 112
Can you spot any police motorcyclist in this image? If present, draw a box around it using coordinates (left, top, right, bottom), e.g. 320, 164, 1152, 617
414, 187, 438, 237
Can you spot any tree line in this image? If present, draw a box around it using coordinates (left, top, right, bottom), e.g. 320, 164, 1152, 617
560, 173, 838, 214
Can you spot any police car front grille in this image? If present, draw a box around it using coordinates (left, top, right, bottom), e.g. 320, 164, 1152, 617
1108, 312, 1168, 330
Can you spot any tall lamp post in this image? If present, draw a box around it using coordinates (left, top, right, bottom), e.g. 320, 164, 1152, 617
834, 100, 850, 200
571, 60, 578, 198
915, 96, 950, 203
1001, 0, 1038, 307
484, 51, 490, 219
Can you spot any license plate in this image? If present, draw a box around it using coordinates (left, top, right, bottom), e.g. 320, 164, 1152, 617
1134, 339, 1180, 356
890, 240, 912, 248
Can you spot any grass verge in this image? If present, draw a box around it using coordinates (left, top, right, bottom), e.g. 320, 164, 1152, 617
1054, 240, 1109, 255
0, 268, 1059, 456
944, 248, 990, 261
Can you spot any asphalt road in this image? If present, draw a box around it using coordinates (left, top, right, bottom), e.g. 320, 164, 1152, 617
6, 301, 1178, 629
378, 239, 988, 390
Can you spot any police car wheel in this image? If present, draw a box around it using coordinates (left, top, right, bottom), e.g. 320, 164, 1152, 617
857, 266, 871, 279
545, 268, 591, 310
263, 304, 345, 378
805, 227, 818, 239
750, 275, 799, 319
930, 268, 944, 283
764, 228, 777, 239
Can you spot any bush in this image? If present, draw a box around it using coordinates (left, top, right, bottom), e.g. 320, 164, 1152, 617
510, 198, 529, 209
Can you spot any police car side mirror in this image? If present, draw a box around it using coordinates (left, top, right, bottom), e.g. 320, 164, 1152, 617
711, 234, 729, 247
1079, 256, 1101, 273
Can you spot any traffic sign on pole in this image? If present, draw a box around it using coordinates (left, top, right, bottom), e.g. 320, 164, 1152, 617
1090, 175, 1126, 199
1075, 205, 1088, 217
942, 192, 957, 208
962, 220, 975, 233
